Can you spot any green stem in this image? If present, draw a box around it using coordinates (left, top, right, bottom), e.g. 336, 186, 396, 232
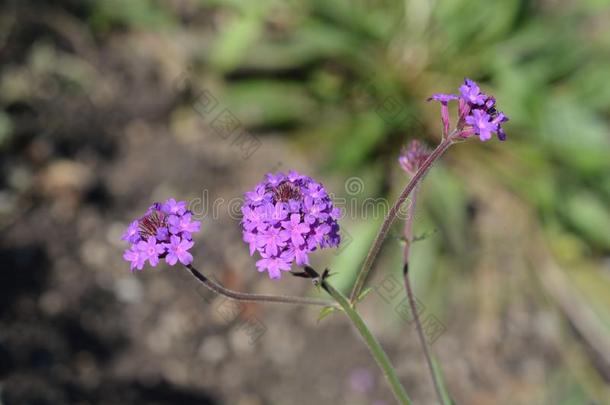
320, 279, 412, 405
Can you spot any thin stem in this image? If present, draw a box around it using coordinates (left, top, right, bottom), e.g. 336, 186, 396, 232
184, 264, 338, 308
402, 186, 418, 265
403, 267, 447, 404
399, 160, 449, 404
349, 137, 453, 303
320, 278, 412, 405
398, 178, 448, 403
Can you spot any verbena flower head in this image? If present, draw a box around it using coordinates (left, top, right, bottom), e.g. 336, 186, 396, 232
399, 140, 431, 175
429, 78, 508, 141
241, 171, 341, 280
121, 198, 200, 271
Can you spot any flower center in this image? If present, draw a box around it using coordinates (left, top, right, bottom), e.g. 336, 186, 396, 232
139, 210, 166, 239
270, 181, 301, 203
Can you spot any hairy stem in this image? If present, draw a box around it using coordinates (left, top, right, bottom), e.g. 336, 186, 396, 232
185, 264, 338, 308
349, 137, 453, 303
320, 278, 412, 405
403, 266, 447, 404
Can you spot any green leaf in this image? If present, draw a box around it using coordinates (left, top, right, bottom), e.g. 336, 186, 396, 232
317, 306, 339, 323
356, 286, 374, 303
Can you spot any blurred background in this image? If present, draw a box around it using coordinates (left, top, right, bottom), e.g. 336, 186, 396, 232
1, 0, 610, 404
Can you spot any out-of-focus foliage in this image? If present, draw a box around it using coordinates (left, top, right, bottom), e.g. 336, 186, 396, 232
199, 0, 610, 248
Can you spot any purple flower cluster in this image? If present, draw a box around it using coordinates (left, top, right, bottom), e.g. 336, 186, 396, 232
399, 140, 431, 175
241, 171, 341, 280
429, 78, 508, 141
122, 198, 201, 271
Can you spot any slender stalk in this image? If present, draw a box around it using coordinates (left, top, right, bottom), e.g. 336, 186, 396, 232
349, 137, 453, 303
184, 264, 338, 308
399, 161, 449, 404
320, 278, 412, 405
403, 267, 447, 404
402, 186, 418, 265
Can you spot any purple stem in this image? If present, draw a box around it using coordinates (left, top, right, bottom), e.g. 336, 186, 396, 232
185, 264, 338, 308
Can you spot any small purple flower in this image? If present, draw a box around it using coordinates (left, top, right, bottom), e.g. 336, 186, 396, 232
244, 184, 269, 205
263, 201, 289, 223
168, 212, 201, 238
399, 139, 431, 175
311, 223, 331, 246
266, 172, 285, 187
465, 109, 496, 141
459, 78, 486, 105
256, 226, 289, 257
427, 93, 458, 104
256, 253, 292, 279
164, 235, 195, 266
290, 245, 310, 266
121, 198, 200, 270
287, 170, 303, 182
241, 205, 267, 232
243, 231, 258, 256
305, 182, 327, 199
281, 214, 310, 246
121, 220, 141, 244
137, 236, 165, 267
428, 78, 508, 141
156, 227, 169, 241
163, 198, 187, 215
304, 200, 328, 224
242, 171, 341, 279
123, 247, 146, 271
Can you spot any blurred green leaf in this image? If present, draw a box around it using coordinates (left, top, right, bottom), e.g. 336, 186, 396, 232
327, 112, 386, 171
562, 192, 610, 249
238, 21, 359, 70
421, 165, 468, 256
90, 0, 175, 32
210, 14, 264, 71
540, 96, 610, 174
224, 81, 316, 127
329, 217, 383, 294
